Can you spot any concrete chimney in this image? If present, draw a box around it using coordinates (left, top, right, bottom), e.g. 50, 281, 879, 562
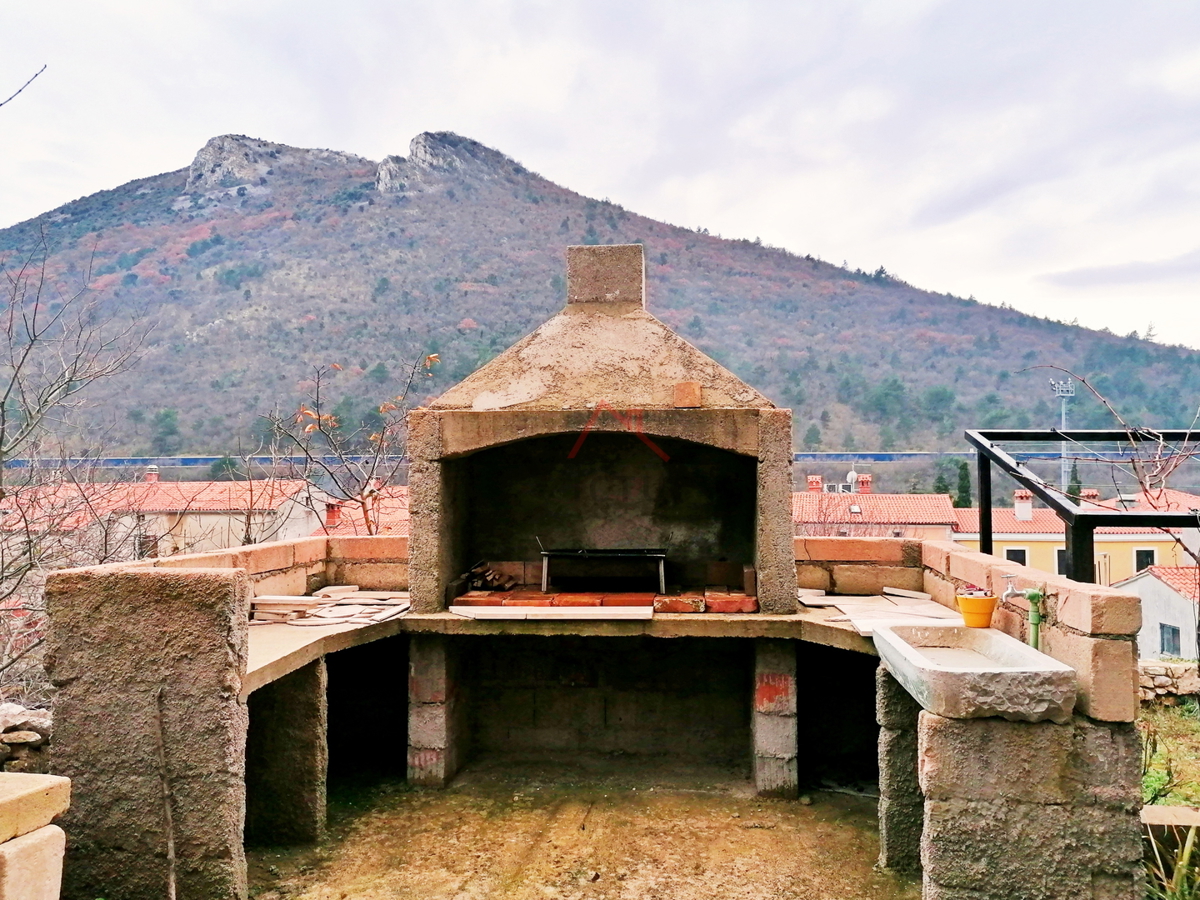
565, 244, 645, 310
144, 465, 159, 483
856, 473, 873, 494
1014, 489, 1033, 521
325, 502, 342, 528
807, 475, 823, 493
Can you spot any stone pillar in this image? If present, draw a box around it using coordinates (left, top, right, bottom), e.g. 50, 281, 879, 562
918, 712, 1142, 900
45, 567, 250, 900
876, 665, 922, 874
755, 408, 798, 614
245, 658, 328, 844
752, 639, 798, 798
408, 634, 466, 786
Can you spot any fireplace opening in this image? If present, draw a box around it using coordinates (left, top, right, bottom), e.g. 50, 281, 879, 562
460, 635, 752, 770
453, 432, 756, 593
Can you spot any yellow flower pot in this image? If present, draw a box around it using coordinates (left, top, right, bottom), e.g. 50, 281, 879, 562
957, 593, 997, 628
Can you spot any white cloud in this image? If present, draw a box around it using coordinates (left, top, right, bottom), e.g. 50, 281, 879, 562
3, 2, 1200, 344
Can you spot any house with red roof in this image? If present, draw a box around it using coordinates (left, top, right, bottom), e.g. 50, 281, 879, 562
0, 467, 324, 560
1114, 565, 1200, 660
952, 489, 1188, 586
792, 475, 956, 539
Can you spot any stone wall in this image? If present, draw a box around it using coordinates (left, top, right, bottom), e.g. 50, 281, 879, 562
0, 703, 52, 774
466, 635, 751, 761
1139, 660, 1200, 702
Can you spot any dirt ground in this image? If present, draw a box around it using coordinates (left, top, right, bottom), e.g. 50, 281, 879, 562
247, 754, 920, 900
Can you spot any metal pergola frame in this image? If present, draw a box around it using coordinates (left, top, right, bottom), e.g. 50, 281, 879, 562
964, 429, 1200, 584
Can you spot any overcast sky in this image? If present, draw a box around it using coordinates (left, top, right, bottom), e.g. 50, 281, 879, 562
4, 2, 1200, 345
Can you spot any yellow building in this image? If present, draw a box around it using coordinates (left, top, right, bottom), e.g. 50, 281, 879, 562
952, 491, 1187, 586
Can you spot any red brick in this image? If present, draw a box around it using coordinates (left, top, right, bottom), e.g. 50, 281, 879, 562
552, 594, 603, 607
602, 593, 656, 607
453, 596, 504, 606
673, 381, 703, 408
502, 598, 554, 606
794, 536, 906, 564
706, 596, 759, 613
654, 596, 705, 613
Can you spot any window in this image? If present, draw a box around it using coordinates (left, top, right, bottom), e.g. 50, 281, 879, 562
1005, 548, 1028, 566
1161, 623, 1182, 658
1056, 548, 1068, 575
1136, 549, 1156, 572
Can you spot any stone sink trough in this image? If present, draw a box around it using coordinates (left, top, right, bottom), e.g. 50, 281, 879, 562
872, 624, 1077, 724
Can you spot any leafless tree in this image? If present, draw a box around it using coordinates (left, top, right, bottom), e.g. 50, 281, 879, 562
265, 355, 437, 534
0, 230, 147, 701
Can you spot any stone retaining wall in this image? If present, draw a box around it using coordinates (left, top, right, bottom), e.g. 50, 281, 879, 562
0, 703, 51, 774
1139, 661, 1200, 702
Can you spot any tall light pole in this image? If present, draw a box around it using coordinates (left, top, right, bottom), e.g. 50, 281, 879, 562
1050, 378, 1074, 492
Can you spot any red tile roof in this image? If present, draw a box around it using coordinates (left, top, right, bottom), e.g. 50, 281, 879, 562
1127, 565, 1200, 600
1094, 488, 1200, 513
0, 480, 311, 532
791, 492, 956, 525
313, 486, 409, 536
952, 507, 1171, 536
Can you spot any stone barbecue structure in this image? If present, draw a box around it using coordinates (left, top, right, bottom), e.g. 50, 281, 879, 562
44, 245, 1144, 900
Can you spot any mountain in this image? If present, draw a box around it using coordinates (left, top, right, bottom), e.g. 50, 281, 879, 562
1, 131, 1197, 464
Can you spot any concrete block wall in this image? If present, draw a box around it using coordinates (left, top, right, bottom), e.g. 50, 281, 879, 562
41, 537, 408, 900
245, 659, 328, 845
0, 773, 70, 900
150, 535, 410, 596
876, 666, 922, 875
408, 634, 466, 786
752, 639, 798, 798
918, 712, 1142, 899
794, 536, 925, 594
45, 567, 251, 900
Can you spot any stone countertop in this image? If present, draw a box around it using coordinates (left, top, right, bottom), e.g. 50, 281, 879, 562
243, 608, 873, 696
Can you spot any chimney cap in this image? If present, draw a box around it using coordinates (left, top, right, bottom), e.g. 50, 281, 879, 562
565, 244, 645, 310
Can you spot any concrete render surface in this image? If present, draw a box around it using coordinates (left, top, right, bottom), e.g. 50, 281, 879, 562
872, 624, 1077, 724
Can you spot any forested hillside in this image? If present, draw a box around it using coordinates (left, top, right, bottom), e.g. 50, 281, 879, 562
1, 131, 1196, 457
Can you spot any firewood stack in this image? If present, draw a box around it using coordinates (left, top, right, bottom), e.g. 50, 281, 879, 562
467, 563, 518, 592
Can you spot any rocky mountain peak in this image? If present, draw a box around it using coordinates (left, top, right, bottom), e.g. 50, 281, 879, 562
188, 134, 370, 191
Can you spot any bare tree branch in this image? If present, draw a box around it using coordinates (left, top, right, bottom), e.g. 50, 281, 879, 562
0, 65, 46, 110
